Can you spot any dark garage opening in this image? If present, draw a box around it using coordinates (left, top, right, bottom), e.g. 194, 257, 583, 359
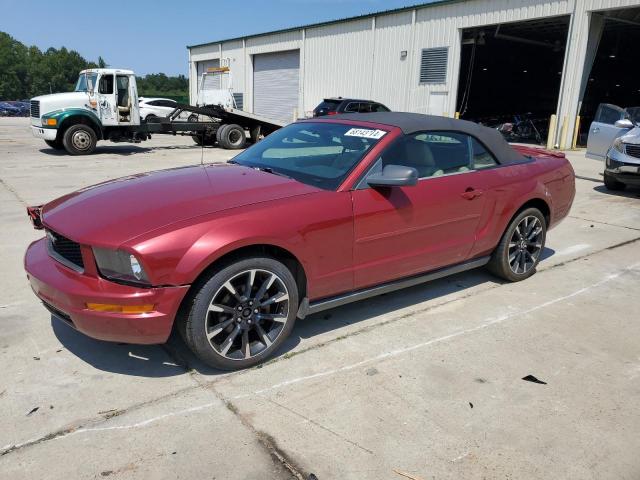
457, 16, 570, 145
578, 8, 640, 146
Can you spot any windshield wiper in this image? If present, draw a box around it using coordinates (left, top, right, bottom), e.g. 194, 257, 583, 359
253, 166, 291, 179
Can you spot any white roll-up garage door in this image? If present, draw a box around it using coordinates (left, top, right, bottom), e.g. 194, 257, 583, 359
253, 50, 299, 123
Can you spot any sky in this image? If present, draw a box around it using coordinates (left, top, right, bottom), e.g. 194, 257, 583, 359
0, 0, 431, 76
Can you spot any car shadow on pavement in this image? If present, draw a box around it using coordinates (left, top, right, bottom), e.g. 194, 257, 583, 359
51, 317, 188, 378
593, 185, 640, 198
53, 259, 555, 377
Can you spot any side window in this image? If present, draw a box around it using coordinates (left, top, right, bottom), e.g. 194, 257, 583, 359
471, 138, 498, 169
98, 75, 114, 94
358, 103, 372, 113
158, 100, 176, 107
344, 102, 359, 113
373, 104, 390, 112
594, 103, 625, 125
374, 131, 475, 180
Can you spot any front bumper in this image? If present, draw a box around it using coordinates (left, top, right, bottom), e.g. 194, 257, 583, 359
31, 125, 58, 141
605, 150, 640, 186
25, 238, 189, 344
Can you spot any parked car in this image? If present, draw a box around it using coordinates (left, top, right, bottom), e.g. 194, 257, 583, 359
586, 103, 640, 191
0, 101, 21, 116
313, 97, 390, 117
24, 112, 575, 370
139, 97, 195, 122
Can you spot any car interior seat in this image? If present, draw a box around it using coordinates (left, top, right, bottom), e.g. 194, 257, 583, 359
117, 77, 131, 121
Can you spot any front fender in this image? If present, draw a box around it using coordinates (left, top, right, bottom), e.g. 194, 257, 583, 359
43, 108, 102, 137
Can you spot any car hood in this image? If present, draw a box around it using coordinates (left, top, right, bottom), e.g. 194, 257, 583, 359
620, 127, 640, 144
42, 164, 319, 246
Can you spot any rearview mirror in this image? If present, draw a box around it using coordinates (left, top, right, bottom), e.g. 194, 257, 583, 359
367, 164, 418, 187
615, 119, 634, 129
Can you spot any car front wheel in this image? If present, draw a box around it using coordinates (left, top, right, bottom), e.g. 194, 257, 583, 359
487, 207, 546, 282
181, 257, 298, 370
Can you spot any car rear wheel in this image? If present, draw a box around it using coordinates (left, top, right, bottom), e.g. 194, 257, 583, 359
487, 207, 546, 282
62, 124, 97, 155
181, 257, 298, 370
45, 139, 64, 150
603, 172, 626, 191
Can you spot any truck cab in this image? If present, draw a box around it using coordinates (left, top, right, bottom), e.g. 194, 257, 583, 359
30, 69, 141, 154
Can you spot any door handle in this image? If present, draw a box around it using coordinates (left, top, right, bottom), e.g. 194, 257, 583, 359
461, 188, 483, 200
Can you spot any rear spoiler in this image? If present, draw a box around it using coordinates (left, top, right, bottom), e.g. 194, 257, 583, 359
27, 206, 44, 230
510, 144, 566, 159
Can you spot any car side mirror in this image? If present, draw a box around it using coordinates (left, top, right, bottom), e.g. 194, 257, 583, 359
615, 119, 634, 129
367, 164, 418, 187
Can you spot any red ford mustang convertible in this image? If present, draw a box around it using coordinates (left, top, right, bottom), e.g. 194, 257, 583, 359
25, 113, 575, 369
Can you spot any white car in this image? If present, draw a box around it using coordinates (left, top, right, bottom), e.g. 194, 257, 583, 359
138, 97, 196, 122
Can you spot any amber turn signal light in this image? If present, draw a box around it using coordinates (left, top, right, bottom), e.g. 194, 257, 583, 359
86, 303, 154, 314
46, 118, 57, 126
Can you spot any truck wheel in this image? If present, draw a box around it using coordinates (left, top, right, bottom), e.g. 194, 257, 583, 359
180, 257, 298, 370
487, 207, 546, 282
603, 172, 626, 191
216, 124, 230, 146
220, 124, 246, 149
62, 124, 97, 155
45, 139, 64, 150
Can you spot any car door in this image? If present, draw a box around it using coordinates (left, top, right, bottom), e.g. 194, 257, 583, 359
96, 73, 117, 125
586, 103, 627, 160
351, 131, 488, 290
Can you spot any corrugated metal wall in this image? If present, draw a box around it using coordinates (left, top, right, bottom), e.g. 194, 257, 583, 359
189, 0, 640, 142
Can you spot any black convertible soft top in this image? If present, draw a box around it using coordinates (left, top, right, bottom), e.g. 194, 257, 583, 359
321, 112, 528, 165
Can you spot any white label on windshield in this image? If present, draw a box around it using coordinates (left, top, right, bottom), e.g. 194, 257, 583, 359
344, 128, 387, 139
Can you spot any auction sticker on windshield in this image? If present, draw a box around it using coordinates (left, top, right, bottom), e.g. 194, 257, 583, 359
344, 128, 387, 139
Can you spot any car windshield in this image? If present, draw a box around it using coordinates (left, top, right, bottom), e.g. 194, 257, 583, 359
74, 73, 98, 92
316, 100, 340, 112
232, 122, 388, 190
625, 107, 640, 125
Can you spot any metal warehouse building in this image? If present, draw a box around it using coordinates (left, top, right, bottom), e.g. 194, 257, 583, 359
187, 0, 640, 149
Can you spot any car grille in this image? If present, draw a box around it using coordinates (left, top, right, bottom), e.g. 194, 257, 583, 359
30, 100, 40, 118
42, 300, 74, 325
47, 229, 84, 271
625, 144, 640, 159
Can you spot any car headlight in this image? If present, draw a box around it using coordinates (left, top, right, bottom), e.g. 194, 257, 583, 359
93, 247, 150, 286
612, 137, 625, 154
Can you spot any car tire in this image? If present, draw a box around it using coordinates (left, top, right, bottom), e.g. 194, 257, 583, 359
192, 134, 204, 146
45, 139, 64, 150
62, 124, 97, 155
487, 207, 546, 282
180, 257, 299, 370
603, 172, 626, 191
144, 114, 157, 123
219, 124, 246, 149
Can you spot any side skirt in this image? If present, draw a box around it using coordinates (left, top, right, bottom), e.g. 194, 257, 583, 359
298, 256, 490, 319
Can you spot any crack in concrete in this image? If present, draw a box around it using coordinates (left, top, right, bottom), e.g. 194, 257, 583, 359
0, 383, 201, 457
0, 177, 27, 206
159, 342, 303, 479
266, 397, 375, 455
568, 215, 640, 232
